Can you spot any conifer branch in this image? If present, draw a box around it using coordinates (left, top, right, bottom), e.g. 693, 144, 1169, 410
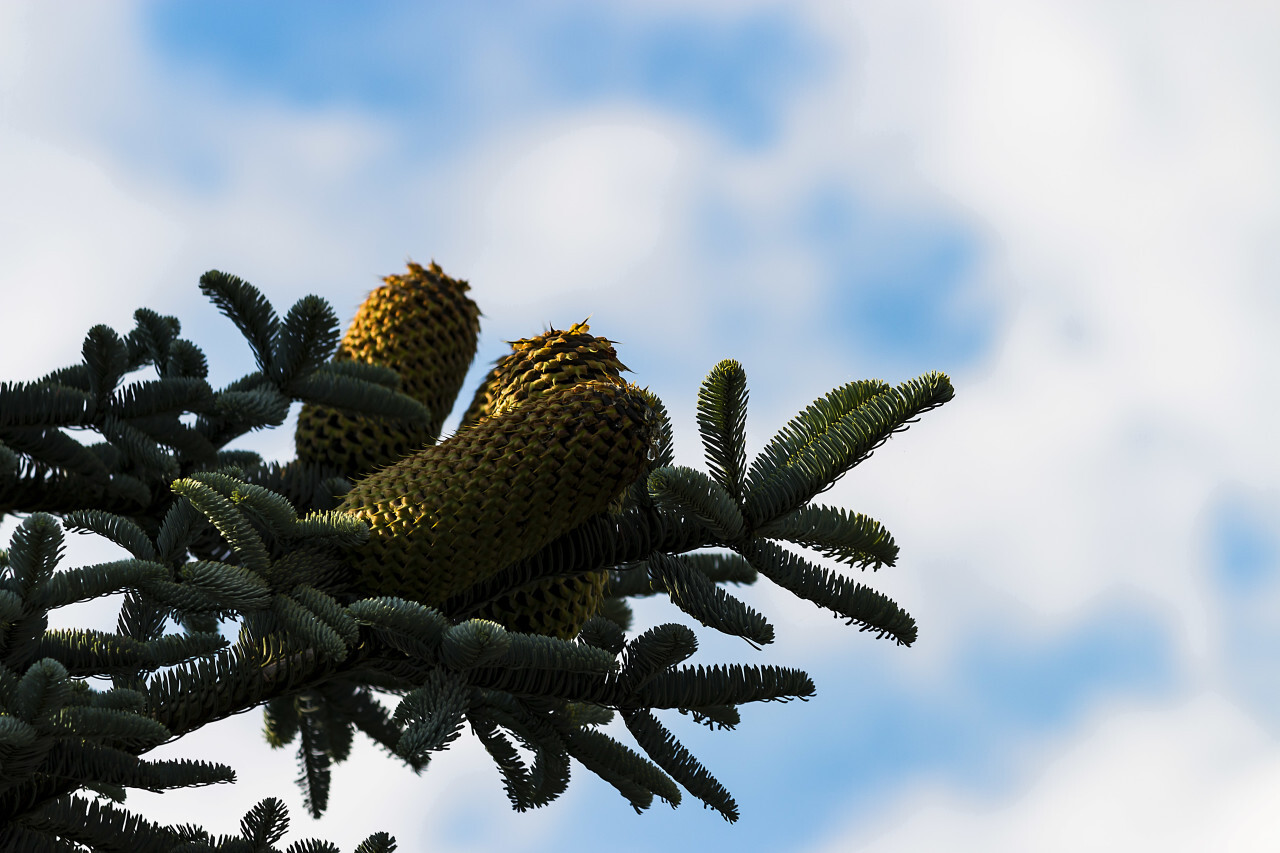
0, 261, 954, 847
697, 359, 749, 503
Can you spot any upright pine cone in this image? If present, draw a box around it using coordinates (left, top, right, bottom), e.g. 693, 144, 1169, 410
339, 378, 653, 611
296, 261, 481, 477
460, 323, 633, 636
459, 321, 626, 427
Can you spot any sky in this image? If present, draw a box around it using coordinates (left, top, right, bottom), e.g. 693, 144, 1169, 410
3, 0, 1280, 850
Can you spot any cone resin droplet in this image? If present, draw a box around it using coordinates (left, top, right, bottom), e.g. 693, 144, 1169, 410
296, 261, 480, 477
339, 379, 653, 609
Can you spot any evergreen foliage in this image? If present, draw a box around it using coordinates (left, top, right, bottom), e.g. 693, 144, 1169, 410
0, 262, 953, 849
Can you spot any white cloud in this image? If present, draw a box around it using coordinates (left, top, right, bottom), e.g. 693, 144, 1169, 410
741, 0, 1280, 648
766, 0, 1280, 847
813, 692, 1280, 852
428, 108, 711, 327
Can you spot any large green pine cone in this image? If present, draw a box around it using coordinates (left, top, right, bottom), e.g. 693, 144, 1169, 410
339, 379, 653, 608
459, 322, 627, 427
296, 261, 481, 476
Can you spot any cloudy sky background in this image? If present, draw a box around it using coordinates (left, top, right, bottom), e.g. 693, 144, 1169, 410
3, 1, 1280, 849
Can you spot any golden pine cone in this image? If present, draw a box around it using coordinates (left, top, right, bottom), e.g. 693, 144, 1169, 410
457, 322, 631, 636
339, 379, 652, 609
459, 321, 627, 427
296, 261, 481, 477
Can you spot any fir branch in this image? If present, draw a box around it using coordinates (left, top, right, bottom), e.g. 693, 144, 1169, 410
683, 552, 758, 586
469, 697, 570, 811
736, 538, 918, 645
40, 739, 234, 792
35, 364, 92, 392
447, 505, 707, 619
126, 307, 182, 371
0, 823, 77, 853
622, 709, 737, 821
743, 372, 953, 526
98, 415, 178, 478
82, 324, 130, 404
317, 359, 402, 389
679, 704, 740, 731
14, 794, 182, 853
295, 691, 334, 818
597, 596, 633, 633
155, 498, 204, 565
115, 591, 167, 645
576, 616, 625, 656
0, 440, 16, 485
290, 511, 369, 549
1, 427, 108, 481
322, 681, 423, 771
756, 503, 898, 569
561, 725, 681, 813
347, 597, 449, 659
289, 369, 429, 423
352, 833, 398, 853
131, 417, 218, 467
166, 339, 209, 380
176, 561, 272, 611
62, 510, 158, 561
239, 796, 290, 848
0, 706, 38, 747
620, 623, 698, 691
107, 377, 214, 421
170, 478, 270, 576
145, 634, 349, 738
604, 562, 658, 599
696, 359, 749, 503
7, 514, 66, 596
392, 669, 469, 760
271, 594, 349, 663
270, 295, 342, 387
0, 589, 23, 623
198, 271, 280, 374
49, 705, 171, 747
209, 386, 293, 434
264, 695, 300, 749
635, 663, 816, 708
184, 470, 301, 549
646, 552, 773, 646
291, 585, 358, 647
496, 632, 618, 675
744, 379, 888, 508
440, 620, 512, 670
0, 382, 93, 429
34, 629, 224, 678
29, 559, 169, 612
647, 466, 745, 540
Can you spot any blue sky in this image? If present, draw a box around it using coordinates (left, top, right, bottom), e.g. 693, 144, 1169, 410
4, 1, 1280, 850
146, 2, 821, 149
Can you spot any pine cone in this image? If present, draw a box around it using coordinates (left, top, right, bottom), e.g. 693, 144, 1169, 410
460, 323, 634, 636
460, 321, 626, 427
340, 379, 652, 609
296, 261, 480, 477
